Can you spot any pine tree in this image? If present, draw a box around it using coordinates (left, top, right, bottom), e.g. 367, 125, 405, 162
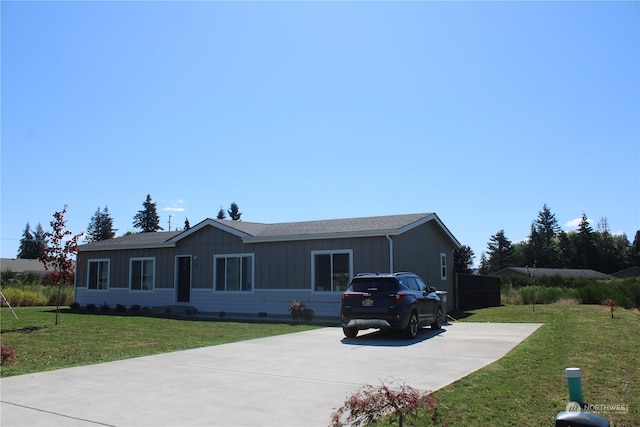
228, 202, 242, 221
34, 223, 47, 250
216, 207, 226, 220
133, 194, 163, 232
478, 252, 490, 275
17, 223, 39, 259
575, 214, 597, 269
486, 229, 514, 273
557, 230, 576, 268
87, 207, 117, 242
184, 218, 191, 230
630, 230, 640, 266
526, 204, 560, 267
454, 245, 475, 274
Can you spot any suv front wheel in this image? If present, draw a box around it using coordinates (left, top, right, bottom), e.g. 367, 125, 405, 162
431, 307, 442, 330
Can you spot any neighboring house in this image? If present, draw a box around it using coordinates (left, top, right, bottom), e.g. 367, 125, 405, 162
0, 258, 49, 277
75, 213, 461, 318
495, 267, 613, 280
611, 267, 640, 279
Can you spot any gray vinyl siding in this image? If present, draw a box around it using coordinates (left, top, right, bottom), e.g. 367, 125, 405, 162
75, 214, 459, 317
393, 221, 456, 310
239, 235, 390, 290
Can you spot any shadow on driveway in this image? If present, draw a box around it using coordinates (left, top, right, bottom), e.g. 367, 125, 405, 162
340, 324, 448, 347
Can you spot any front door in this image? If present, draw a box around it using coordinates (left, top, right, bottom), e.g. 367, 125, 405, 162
176, 256, 191, 303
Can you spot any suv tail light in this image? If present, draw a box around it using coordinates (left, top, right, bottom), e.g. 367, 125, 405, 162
395, 294, 405, 304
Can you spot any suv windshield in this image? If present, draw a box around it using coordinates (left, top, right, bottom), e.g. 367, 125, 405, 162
351, 278, 399, 293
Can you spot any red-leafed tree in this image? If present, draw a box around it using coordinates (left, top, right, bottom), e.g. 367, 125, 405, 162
39, 205, 84, 325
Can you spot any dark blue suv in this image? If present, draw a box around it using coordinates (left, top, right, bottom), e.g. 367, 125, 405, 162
340, 272, 443, 339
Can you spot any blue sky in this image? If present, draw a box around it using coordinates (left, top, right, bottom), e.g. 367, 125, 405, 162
2, 1, 638, 266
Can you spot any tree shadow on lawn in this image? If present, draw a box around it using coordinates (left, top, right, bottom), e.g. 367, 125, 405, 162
1, 325, 43, 334
341, 325, 447, 347
46, 307, 330, 326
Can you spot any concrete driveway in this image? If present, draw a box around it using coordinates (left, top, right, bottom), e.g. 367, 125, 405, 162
1, 322, 541, 427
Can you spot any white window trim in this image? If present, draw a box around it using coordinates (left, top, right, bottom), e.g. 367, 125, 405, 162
87, 259, 110, 291
213, 253, 255, 293
129, 257, 156, 292
440, 252, 447, 280
311, 249, 353, 293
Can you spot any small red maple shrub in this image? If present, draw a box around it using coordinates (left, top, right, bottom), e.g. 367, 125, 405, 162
1, 346, 17, 366
330, 379, 440, 427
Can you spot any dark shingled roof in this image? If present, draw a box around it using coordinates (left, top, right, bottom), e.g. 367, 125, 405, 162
213, 213, 434, 238
79, 213, 458, 251
79, 231, 181, 251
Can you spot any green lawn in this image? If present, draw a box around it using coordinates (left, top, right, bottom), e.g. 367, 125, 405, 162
0, 307, 319, 377
2, 304, 639, 426
376, 303, 640, 427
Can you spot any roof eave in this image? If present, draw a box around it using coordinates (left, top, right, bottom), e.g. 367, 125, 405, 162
79, 242, 176, 252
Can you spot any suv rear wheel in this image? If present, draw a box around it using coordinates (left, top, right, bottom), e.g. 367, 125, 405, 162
403, 312, 418, 339
343, 327, 358, 338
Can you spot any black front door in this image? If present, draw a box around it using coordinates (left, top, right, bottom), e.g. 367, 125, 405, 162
177, 256, 191, 303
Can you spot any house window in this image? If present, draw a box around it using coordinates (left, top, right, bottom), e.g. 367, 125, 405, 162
312, 250, 352, 292
130, 258, 155, 291
440, 253, 447, 280
87, 259, 109, 290
214, 254, 254, 292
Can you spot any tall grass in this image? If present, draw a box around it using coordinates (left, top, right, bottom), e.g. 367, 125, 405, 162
1, 269, 74, 307
500, 277, 640, 308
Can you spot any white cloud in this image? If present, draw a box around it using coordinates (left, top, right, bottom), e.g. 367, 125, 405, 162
564, 217, 593, 230
163, 199, 185, 213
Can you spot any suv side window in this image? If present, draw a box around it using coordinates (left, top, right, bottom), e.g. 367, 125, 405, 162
415, 277, 428, 292
404, 277, 420, 291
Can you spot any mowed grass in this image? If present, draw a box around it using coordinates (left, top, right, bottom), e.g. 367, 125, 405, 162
0, 307, 319, 377
375, 303, 640, 427
2, 304, 639, 426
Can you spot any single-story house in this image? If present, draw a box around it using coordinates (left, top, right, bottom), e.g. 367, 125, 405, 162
495, 267, 613, 280
75, 213, 461, 318
1, 258, 50, 277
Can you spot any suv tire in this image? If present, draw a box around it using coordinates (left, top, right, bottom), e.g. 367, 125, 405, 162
343, 327, 358, 338
403, 312, 418, 339
431, 307, 442, 330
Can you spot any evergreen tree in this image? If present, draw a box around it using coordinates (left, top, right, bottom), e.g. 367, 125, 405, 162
557, 230, 576, 268
34, 223, 47, 250
184, 218, 191, 230
510, 241, 527, 268
453, 245, 475, 274
133, 194, 163, 232
228, 202, 242, 221
526, 204, 560, 267
478, 252, 490, 275
486, 229, 514, 273
216, 207, 226, 220
87, 206, 117, 242
575, 214, 597, 269
630, 230, 640, 266
17, 222, 39, 259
